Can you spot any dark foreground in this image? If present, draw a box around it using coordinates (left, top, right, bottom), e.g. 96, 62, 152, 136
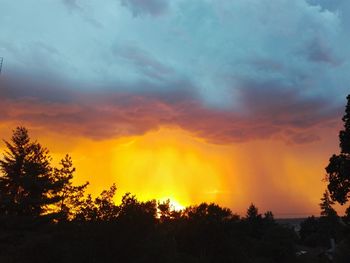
0, 210, 349, 263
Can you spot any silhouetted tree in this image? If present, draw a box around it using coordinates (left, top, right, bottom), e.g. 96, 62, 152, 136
158, 199, 181, 222
76, 184, 118, 221
94, 183, 119, 221
0, 127, 61, 217
183, 203, 234, 223
75, 193, 97, 221
52, 155, 89, 221
264, 211, 274, 221
119, 193, 157, 226
242, 203, 264, 239
326, 95, 350, 205
178, 203, 238, 261
340, 95, 350, 153
319, 189, 337, 218
246, 203, 261, 220
344, 206, 350, 224
263, 211, 276, 227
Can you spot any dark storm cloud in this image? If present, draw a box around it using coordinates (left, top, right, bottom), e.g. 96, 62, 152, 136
237, 80, 339, 128
0, 68, 78, 103
0, 72, 342, 144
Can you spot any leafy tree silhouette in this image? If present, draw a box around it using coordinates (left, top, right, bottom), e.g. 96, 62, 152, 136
94, 183, 119, 221
75, 193, 97, 221
76, 184, 119, 221
158, 199, 181, 222
0, 127, 62, 218
118, 193, 157, 227
183, 203, 234, 223
178, 203, 237, 261
326, 95, 350, 205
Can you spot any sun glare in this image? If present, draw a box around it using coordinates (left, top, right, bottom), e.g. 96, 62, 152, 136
160, 197, 185, 211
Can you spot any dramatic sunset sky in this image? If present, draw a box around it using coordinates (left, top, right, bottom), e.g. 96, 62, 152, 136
1, 0, 350, 216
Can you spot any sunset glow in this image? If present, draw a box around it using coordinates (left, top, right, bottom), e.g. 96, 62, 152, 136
0, 125, 341, 217
1, 0, 350, 218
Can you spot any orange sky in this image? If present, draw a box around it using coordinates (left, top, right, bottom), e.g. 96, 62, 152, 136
1, 0, 350, 219
1, 123, 344, 217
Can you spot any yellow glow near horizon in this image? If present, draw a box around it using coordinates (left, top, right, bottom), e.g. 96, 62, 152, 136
34, 127, 238, 209
0, 124, 343, 217
109, 127, 234, 208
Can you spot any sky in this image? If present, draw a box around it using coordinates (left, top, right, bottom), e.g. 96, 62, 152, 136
0, 0, 349, 217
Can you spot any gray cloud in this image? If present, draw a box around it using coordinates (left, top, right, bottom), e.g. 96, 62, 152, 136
62, 0, 81, 10
113, 44, 173, 82
119, 0, 169, 17
1, 0, 349, 108
302, 37, 341, 65
237, 80, 339, 128
307, 0, 344, 11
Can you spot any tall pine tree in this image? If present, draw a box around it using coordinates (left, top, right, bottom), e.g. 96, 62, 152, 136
52, 154, 89, 221
319, 190, 337, 217
246, 203, 261, 220
0, 127, 61, 217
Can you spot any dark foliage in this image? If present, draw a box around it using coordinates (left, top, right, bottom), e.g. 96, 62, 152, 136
340, 95, 350, 154
0, 127, 61, 217
299, 189, 346, 249
344, 206, 350, 224
326, 154, 350, 205
74, 184, 119, 222
52, 155, 89, 221
326, 95, 350, 205
319, 190, 337, 218
0, 203, 298, 263
299, 214, 346, 249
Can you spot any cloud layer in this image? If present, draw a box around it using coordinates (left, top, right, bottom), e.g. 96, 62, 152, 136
0, 0, 349, 144
0, 71, 341, 144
